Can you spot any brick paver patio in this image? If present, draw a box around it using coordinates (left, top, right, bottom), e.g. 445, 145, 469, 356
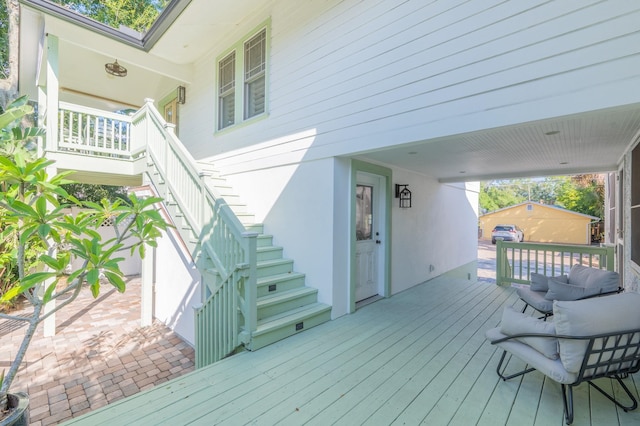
0, 276, 195, 425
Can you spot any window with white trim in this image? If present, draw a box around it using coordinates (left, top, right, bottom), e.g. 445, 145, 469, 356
218, 52, 236, 129
244, 30, 266, 119
217, 26, 268, 131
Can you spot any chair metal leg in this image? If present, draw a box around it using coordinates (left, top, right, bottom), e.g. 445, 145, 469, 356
588, 376, 639, 412
522, 302, 552, 320
496, 350, 536, 381
561, 384, 574, 425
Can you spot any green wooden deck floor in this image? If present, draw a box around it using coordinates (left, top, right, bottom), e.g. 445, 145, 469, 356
63, 276, 640, 425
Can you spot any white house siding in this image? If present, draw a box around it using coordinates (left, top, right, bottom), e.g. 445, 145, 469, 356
180, 0, 640, 162
152, 228, 201, 345
173, 0, 640, 315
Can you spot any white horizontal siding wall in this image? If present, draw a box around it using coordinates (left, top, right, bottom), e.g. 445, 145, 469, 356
173, 0, 638, 316
179, 0, 640, 165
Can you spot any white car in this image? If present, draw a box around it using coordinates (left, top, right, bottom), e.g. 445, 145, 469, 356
491, 224, 524, 244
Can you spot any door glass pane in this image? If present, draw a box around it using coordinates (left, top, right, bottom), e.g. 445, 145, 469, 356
164, 102, 175, 124
356, 185, 373, 241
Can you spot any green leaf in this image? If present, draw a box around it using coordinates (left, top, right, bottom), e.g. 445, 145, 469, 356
0, 102, 32, 130
104, 271, 126, 292
21, 272, 57, 289
86, 268, 99, 287
90, 282, 100, 298
42, 280, 59, 304
1, 272, 56, 301
39, 254, 61, 270
37, 223, 52, 240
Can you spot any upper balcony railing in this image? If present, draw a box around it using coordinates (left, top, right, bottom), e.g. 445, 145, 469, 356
57, 102, 145, 159
495, 240, 615, 286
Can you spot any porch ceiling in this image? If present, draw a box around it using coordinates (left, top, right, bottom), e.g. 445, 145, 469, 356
358, 103, 640, 183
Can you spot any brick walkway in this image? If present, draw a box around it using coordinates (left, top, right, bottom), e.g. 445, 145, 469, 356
0, 276, 195, 425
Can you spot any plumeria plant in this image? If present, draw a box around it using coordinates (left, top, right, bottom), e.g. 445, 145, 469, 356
0, 97, 170, 417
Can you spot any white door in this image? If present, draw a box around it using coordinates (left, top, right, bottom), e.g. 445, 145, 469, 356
355, 173, 385, 302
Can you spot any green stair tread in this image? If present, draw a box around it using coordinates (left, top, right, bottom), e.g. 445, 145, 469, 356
257, 287, 318, 307
257, 272, 305, 286
254, 303, 332, 336
258, 258, 292, 268
257, 245, 283, 252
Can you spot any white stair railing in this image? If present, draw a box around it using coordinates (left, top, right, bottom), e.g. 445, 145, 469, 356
57, 99, 258, 368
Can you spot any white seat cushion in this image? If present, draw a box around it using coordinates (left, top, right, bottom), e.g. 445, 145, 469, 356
485, 327, 577, 384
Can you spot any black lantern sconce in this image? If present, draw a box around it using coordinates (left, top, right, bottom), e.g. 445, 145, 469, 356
395, 184, 412, 208
177, 86, 186, 104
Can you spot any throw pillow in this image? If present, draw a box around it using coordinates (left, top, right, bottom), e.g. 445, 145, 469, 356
568, 264, 620, 292
500, 306, 559, 359
530, 273, 568, 292
544, 279, 600, 301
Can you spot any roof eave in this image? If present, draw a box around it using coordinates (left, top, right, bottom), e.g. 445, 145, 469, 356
20, 0, 192, 51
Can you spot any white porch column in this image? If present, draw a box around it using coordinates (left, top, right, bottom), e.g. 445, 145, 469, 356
42, 163, 57, 337
140, 174, 154, 327
42, 35, 60, 337
45, 34, 59, 153
140, 247, 154, 327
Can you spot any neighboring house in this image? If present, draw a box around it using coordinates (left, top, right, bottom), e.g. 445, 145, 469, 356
15, 1, 640, 362
479, 202, 599, 245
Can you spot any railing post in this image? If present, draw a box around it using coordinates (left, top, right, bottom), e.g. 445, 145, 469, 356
496, 240, 504, 285
605, 245, 615, 271
242, 232, 259, 344
143, 98, 155, 164
163, 123, 174, 183
199, 170, 215, 229
193, 303, 203, 368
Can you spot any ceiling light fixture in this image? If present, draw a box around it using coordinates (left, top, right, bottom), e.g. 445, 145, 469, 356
105, 59, 127, 77
544, 130, 560, 136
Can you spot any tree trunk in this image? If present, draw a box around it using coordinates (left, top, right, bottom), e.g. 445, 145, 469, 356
0, 0, 20, 111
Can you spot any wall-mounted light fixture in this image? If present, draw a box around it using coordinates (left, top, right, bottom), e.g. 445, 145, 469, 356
177, 86, 186, 104
395, 184, 412, 208
105, 59, 127, 77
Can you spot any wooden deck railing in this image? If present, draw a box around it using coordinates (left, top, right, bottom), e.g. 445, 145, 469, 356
57, 100, 258, 368
496, 240, 615, 286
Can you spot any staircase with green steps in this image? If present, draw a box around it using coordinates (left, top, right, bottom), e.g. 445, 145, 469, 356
194, 165, 332, 351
